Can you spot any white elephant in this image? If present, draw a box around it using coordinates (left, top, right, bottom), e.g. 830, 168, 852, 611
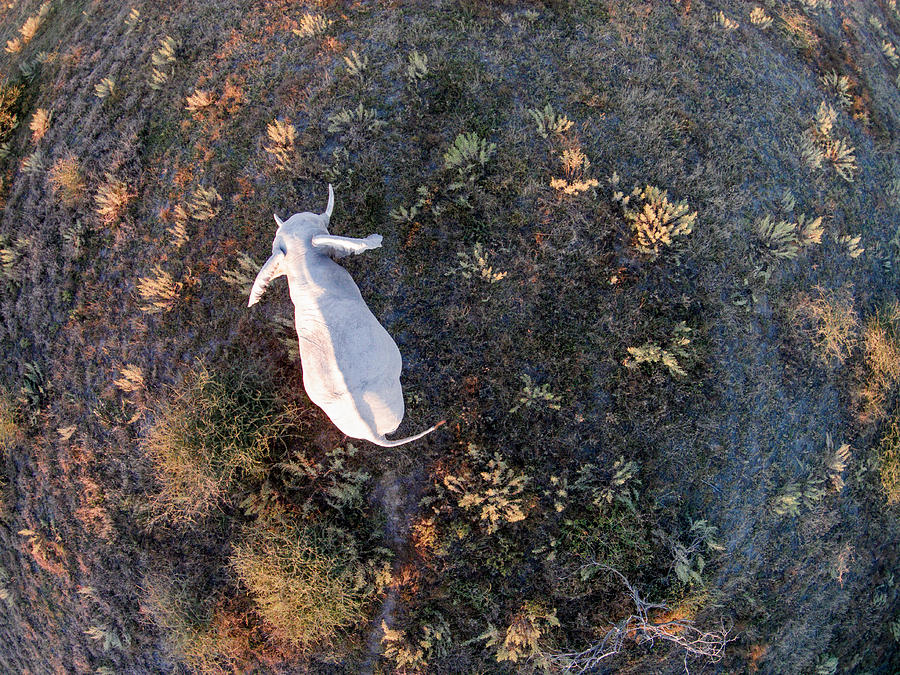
249, 185, 443, 446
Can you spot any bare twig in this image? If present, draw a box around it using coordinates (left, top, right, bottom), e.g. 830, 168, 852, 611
547, 561, 732, 674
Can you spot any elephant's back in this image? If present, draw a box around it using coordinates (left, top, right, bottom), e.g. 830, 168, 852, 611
296, 294, 404, 438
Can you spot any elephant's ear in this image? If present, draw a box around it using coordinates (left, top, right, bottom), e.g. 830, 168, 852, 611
248, 250, 285, 307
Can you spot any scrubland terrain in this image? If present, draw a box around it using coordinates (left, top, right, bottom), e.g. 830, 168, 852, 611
1, 0, 900, 672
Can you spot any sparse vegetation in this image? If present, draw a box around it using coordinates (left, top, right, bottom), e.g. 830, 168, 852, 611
443, 131, 496, 189
149, 36, 178, 91
405, 50, 429, 84
751, 211, 823, 282
342, 50, 368, 79
509, 373, 562, 413
750, 6, 773, 28
0, 80, 24, 142
381, 617, 450, 671
188, 185, 222, 221
443, 445, 531, 534
21, 148, 42, 175
528, 103, 573, 139
481, 603, 559, 667
0, 392, 17, 453
185, 89, 214, 114
0, 1, 898, 672
859, 302, 900, 422
142, 574, 264, 673
28, 107, 49, 143
715, 11, 739, 31
326, 104, 384, 147
94, 77, 115, 100
624, 321, 694, 377
113, 364, 144, 394
137, 266, 181, 313
820, 71, 852, 109
450, 242, 507, 283
551, 146, 599, 195
293, 12, 330, 38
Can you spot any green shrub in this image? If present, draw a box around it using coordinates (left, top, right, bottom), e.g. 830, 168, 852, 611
145, 364, 303, 523
230, 519, 374, 649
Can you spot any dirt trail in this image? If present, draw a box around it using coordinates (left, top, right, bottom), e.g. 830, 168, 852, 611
360, 468, 424, 674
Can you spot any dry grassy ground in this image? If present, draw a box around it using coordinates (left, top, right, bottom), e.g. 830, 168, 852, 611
1, 0, 899, 673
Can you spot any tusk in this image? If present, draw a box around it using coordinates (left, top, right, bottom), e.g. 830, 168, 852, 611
273, 213, 284, 228
248, 250, 285, 307
324, 184, 334, 223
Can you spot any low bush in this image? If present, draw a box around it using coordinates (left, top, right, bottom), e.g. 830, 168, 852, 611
230, 519, 375, 649
145, 364, 303, 523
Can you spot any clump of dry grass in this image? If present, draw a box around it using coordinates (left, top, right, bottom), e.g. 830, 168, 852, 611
185, 89, 214, 115
137, 266, 181, 313
264, 119, 296, 171
878, 418, 900, 505
166, 204, 190, 248
47, 155, 85, 206
149, 36, 178, 91
293, 12, 330, 38
779, 10, 819, 53
751, 213, 823, 283
221, 252, 260, 300
790, 286, 859, 365
144, 365, 302, 523
231, 519, 372, 649
550, 146, 599, 195
859, 302, 900, 422
800, 102, 858, 182
21, 149, 43, 175
28, 108, 50, 143
528, 103, 573, 139
820, 71, 852, 109
0, 80, 24, 141
0, 390, 18, 455
94, 77, 115, 100
714, 11, 739, 31
114, 364, 144, 394
189, 186, 222, 221
749, 7, 773, 28
4, 1, 51, 54
95, 173, 132, 224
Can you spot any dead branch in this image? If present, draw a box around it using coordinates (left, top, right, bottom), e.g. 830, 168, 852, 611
547, 561, 732, 674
